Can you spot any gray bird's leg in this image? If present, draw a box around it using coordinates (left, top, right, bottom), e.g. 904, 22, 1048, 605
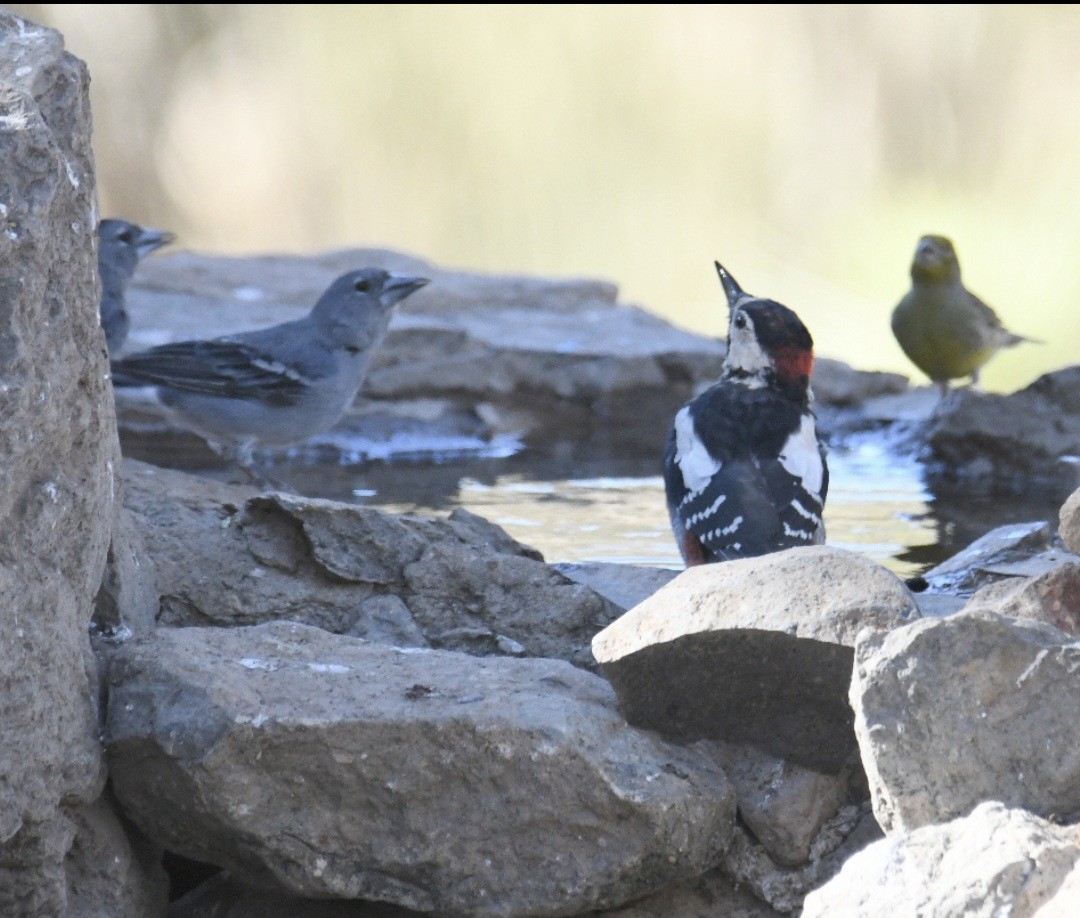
208, 439, 292, 492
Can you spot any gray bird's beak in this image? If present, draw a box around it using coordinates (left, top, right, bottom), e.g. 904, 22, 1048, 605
135, 228, 176, 258
714, 261, 750, 314
382, 274, 430, 306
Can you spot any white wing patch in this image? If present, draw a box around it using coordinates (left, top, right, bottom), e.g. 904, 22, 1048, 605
674, 406, 722, 494
251, 356, 304, 382
779, 414, 823, 499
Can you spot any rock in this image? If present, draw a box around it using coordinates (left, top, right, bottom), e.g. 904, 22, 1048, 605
118, 249, 728, 459
122, 459, 621, 668
703, 740, 859, 868
0, 12, 121, 913
1035, 859, 1080, 917
920, 520, 1058, 596
809, 358, 908, 408
106, 622, 736, 916
170, 872, 424, 917
851, 610, 1080, 835
802, 802, 1080, 917
923, 367, 1080, 494
1060, 486, 1080, 555
552, 562, 679, 612
596, 870, 781, 917
93, 506, 160, 641
963, 561, 1080, 635
591, 546, 919, 771
65, 792, 169, 918
720, 802, 883, 913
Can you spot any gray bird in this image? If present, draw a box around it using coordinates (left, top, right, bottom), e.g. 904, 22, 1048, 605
97, 218, 175, 353
891, 234, 1037, 396
110, 268, 428, 480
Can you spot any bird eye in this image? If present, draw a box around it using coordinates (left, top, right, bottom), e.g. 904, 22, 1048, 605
117, 228, 136, 244
733, 314, 747, 329
353, 279, 370, 292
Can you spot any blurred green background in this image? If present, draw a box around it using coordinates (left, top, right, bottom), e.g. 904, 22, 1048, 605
11, 4, 1080, 390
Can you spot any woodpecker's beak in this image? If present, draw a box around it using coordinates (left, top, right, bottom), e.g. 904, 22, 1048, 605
135, 228, 175, 258
715, 261, 750, 314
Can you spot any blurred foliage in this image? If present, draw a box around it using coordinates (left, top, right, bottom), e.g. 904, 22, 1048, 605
10, 4, 1080, 390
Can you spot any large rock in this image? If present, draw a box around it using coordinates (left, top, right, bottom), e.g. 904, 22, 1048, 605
963, 560, 1080, 635
720, 803, 883, 913
120, 459, 621, 668
851, 610, 1080, 834
591, 546, 920, 771
1060, 486, 1080, 555
0, 12, 121, 913
116, 249, 728, 459
924, 367, 1080, 494
64, 792, 169, 917
703, 740, 860, 868
115, 250, 911, 466
802, 802, 1080, 917
106, 621, 736, 917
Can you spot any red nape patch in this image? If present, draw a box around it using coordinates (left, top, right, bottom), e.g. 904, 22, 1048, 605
774, 346, 813, 385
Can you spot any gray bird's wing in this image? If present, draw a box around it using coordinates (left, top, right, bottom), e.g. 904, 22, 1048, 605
110, 339, 308, 406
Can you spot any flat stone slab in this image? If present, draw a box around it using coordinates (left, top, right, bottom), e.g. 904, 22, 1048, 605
106, 622, 736, 917
592, 546, 919, 771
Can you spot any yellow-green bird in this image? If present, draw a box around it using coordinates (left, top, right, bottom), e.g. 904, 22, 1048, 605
891, 235, 1037, 396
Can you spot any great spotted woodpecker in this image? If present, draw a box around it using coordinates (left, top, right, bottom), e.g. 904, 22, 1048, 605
663, 262, 828, 566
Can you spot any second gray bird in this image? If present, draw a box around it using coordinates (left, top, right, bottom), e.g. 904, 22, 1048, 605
98, 218, 175, 353
110, 268, 428, 476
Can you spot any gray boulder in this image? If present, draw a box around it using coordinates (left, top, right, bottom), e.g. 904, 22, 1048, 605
65, 792, 168, 918
963, 560, 1080, 635
106, 622, 736, 917
703, 740, 861, 868
851, 610, 1080, 834
0, 12, 122, 913
1060, 486, 1080, 555
117, 249, 728, 458
802, 802, 1080, 917
924, 367, 1080, 493
591, 546, 920, 771
120, 459, 621, 668
720, 803, 883, 913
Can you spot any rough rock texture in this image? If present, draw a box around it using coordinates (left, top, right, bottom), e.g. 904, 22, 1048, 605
1035, 859, 1080, 917
64, 792, 169, 918
802, 802, 1080, 917
924, 367, 1080, 494
920, 520, 1062, 595
114, 249, 912, 466
93, 505, 159, 640
122, 459, 621, 668
1060, 486, 1080, 555
0, 12, 122, 913
851, 610, 1080, 835
170, 872, 425, 917
720, 803, 883, 913
106, 622, 736, 917
596, 870, 781, 917
963, 561, 1080, 635
553, 562, 679, 613
704, 740, 859, 868
592, 546, 920, 771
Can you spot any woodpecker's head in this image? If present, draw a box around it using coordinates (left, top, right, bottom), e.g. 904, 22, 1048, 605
910, 235, 961, 285
715, 261, 814, 395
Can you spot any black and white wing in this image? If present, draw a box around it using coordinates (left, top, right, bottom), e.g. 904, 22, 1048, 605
110, 339, 308, 407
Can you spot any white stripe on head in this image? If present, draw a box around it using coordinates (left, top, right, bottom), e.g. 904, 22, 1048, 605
779, 414, 824, 499
674, 406, 722, 494
724, 308, 772, 383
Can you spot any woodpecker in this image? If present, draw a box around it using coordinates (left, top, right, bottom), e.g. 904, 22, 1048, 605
663, 262, 828, 566
891, 234, 1038, 397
